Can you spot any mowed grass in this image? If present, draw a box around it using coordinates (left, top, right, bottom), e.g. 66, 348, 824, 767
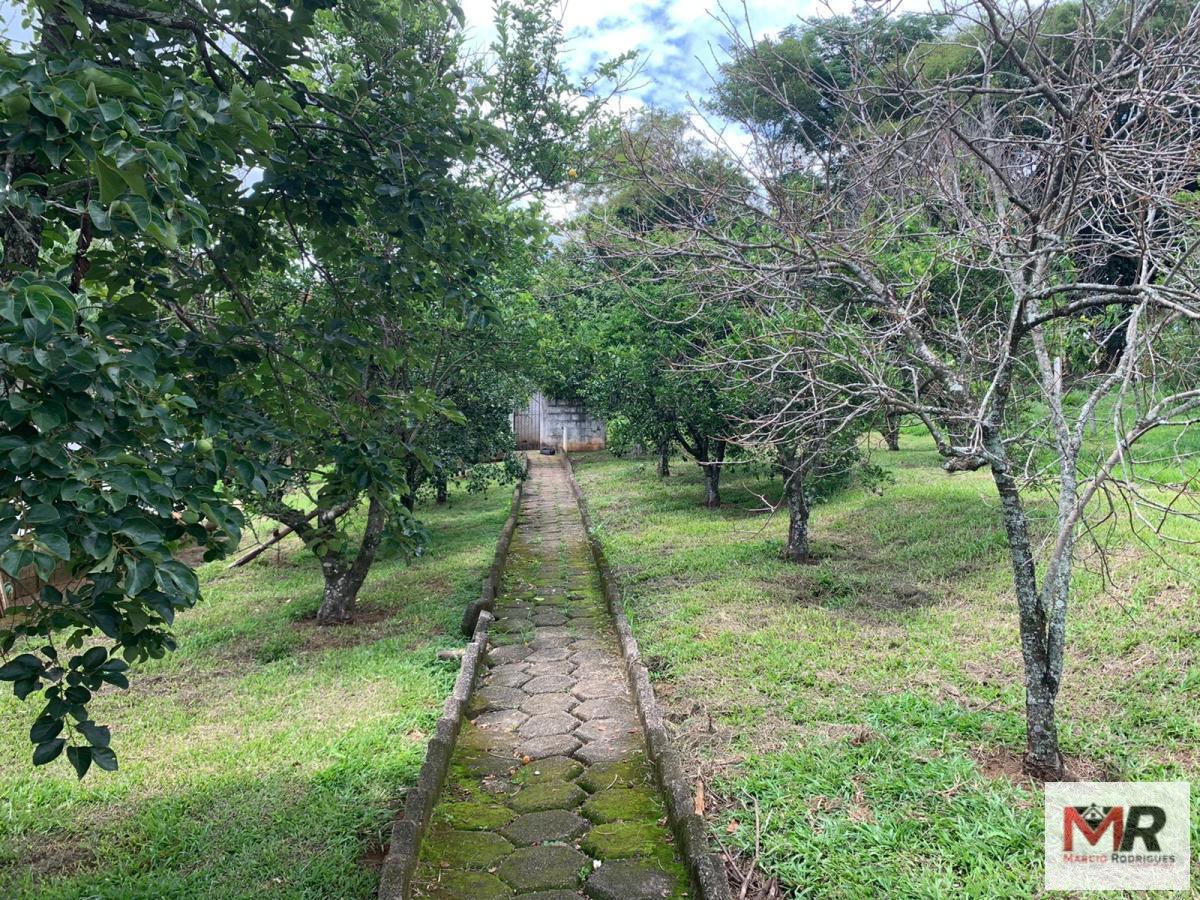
0, 481, 514, 899
571, 435, 1200, 898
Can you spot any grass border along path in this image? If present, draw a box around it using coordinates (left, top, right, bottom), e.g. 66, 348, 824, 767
0, 478, 516, 900
569, 441, 1200, 898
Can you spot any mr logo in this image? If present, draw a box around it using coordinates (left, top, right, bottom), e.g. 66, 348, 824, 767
1063, 804, 1167, 852
1044, 781, 1190, 891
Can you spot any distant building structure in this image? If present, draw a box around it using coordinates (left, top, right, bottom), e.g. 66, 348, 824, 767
512, 392, 605, 452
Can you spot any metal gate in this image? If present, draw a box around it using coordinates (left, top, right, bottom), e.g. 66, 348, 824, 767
513, 393, 543, 449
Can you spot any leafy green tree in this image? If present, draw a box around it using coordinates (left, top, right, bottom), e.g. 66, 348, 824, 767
0, 0, 610, 769
0, 0, 347, 775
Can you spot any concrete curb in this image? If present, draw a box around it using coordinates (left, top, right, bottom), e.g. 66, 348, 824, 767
376, 465, 530, 900
562, 452, 734, 900
460, 456, 530, 636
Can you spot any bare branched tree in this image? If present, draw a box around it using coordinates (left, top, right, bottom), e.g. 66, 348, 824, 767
596, 0, 1200, 778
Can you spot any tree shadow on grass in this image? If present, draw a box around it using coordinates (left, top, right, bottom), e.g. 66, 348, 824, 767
0, 764, 410, 899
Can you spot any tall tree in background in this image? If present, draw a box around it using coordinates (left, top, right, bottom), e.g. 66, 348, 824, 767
0, 0, 350, 775
0, 0, 618, 768
628, 0, 1200, 777
541, 112, 754, 506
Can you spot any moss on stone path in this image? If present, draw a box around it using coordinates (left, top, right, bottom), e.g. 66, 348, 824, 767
412, 454, 689, 900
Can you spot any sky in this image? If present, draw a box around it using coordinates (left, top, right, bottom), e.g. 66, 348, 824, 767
0, 0, 846, 112
0, 0, 879, 215
459, 0, 829, 113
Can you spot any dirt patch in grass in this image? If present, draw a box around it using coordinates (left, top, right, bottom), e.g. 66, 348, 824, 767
970, 746, 1033, 785
292, 603, 398, 646
770, 552, 946, 621
5, 834, 94, 882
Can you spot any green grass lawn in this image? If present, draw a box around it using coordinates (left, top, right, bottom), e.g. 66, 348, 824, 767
0, 482, 513, 899
571, 435, 1200, 898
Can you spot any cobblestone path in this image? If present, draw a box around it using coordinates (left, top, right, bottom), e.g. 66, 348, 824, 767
411, 453, 689, 899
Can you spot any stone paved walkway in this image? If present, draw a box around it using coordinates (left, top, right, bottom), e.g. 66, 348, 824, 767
411, 454, 689, 900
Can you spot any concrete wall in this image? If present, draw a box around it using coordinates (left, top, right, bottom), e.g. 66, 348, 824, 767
540, 395, 606, 451
513, 392, 605, 452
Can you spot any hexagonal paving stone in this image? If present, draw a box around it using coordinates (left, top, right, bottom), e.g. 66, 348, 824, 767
572, 697, 637, 721
494, 617, 534, 634
519, 733, 582, 760
571, 678, 625, 701
569, 639, 608, 652
581, 787, 662, 824
472, 685, 529, 712
520, 693, 577, 715
459, 723, 516, 752
513, 755, 584, 783
501, 809, 590, 846
422, 828, 514, 869
419, 869, 513, 900
569, 650, 619, 667
488, 645, 532, 665
577, 757, 652, 793
508, 779, 586, 813
474, 709, 530, 731
575, 739, 639, 766
532, 626, 572, 642
574, 718, 639, 744
488, 661, 529, 678
524, 660, 577, 677
531, 635, 573, 650
459, 746, 521, 778
518, 712, 580, 739
524, 675, 577, 695
488, 669, 533, 688
497, 845, 589, 893
434, 800, 516, 831
581, 821, 672, 861
525, 647, 572, 663
584, 859, 679, 900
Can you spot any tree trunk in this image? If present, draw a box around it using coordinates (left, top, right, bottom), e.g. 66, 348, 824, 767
315, 496, 385, 625
435, 476, 448, 505
701, 440, 725, 508
986, 438, 1065, 779
656, 442, 670, 477
883, 411, 901, 451
780, 457, 810, 563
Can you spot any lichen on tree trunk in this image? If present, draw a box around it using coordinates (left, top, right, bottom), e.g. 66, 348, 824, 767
314, 495, 386, 626
987, 435, 1066, 779
779, 454, 810, 563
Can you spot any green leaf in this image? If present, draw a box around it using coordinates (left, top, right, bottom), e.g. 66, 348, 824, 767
0, 654, 42, 680
122, 197, 151, 229
95, 156, 124, 204
117, 520, 162, 547
25, 504, 60, 524
98, 99, 124, 122
80, 646, 107, 669
125, 556, 154, 597
77, 720, 111, 748
36, 529, 70, 561
32, 738, 65, 766
26, 291, 53, 324
29, 716, 62, 744
67, 745, 92, 778
91, 746, 118, 771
